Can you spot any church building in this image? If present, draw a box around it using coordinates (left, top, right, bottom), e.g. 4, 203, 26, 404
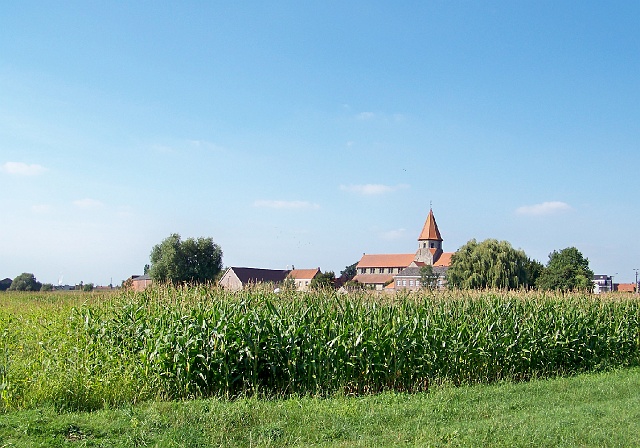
352, 209, 453, 290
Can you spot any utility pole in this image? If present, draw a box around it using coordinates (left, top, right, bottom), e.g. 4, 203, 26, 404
635, 269, 639, 295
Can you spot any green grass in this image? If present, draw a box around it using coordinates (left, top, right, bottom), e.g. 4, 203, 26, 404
1, 367, 638, 447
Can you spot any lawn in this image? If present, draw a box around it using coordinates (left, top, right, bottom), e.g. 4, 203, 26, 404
1, 367, 638, 447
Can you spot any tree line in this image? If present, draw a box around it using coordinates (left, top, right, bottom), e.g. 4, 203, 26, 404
2, 234, 596, 293
445, 239, 594, 291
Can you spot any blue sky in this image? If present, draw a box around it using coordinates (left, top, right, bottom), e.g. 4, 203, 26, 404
2, 1, 639, 285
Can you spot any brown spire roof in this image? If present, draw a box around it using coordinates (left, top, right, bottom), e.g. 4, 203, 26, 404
418, 208, 443, 241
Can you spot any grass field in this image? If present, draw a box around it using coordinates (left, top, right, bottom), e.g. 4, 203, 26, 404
1, 367, 639, 447
1, 286, 639, 412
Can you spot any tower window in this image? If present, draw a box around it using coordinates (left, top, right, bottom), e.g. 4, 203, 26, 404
430, 242, 434, 248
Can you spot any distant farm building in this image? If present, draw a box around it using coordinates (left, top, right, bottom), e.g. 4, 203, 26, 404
219, 267, 321, 291
130, 274, 152, 291
288, 268, 321, 291
616, 283, 637, 293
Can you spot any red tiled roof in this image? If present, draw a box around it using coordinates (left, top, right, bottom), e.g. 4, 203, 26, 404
418, 209, 443, 241
288, 268, 320, 280
617, 283, 637, 293
433, 252, 453, 267
352, 274, 395, 285
356, 253, 416, 268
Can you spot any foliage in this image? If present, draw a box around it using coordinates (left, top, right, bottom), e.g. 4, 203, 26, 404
446, 239, 537, 289
309, 270, 335, 289
1, 287, 639, 412
121, 277, 133, 290
83, 283, 94, 292
281, 277, 296, 291
0, 278, 12, 291
419, 265, 439, 289
536, 247, 594, 292
8, 273, 42, 291
339, 262, 358, 282
40, 283, 54, 292
149, 233, 223, 285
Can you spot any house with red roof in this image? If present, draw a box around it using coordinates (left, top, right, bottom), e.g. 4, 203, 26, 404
353, 208, 453, 290
288, 268, 321, 291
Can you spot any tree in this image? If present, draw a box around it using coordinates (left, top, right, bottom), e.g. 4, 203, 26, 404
446, 239, 537, 290
0, 278, 12, 291
310, 271, 336, 290
149, 233, 223, 285
535, 247, 594, 292
40, 283, 54, 291
420, 265, 439, 289
8, 273, 42, 291
340, 262, 358, 282
83, 283, 94, 292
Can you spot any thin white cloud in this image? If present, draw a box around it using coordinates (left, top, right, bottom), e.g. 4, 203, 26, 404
253, 200, 320, 210
340, 183, 409, 195
73, 198, 104, 209
516, 201, 572, 216
1, 161, 47, 176
187, 140, 225, 152
356, 112, 375, 120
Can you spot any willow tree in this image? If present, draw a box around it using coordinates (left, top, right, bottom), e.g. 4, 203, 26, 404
446, 239, 540, 289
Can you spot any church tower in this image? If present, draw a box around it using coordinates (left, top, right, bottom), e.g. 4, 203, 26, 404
414, 208, 443, 265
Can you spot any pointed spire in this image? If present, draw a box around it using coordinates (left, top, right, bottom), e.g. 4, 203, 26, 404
418, 208, 443, 241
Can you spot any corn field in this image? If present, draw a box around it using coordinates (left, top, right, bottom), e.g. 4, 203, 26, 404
1, 286, 639, 411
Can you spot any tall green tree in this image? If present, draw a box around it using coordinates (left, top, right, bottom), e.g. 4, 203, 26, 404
340, 262, 358, 282
8, 273, 42, 291
536, 247, 594, 292
446, 239, 537, 289
420, 265, 439, 289
149, 233, 223, 285
310, 271, 336, 290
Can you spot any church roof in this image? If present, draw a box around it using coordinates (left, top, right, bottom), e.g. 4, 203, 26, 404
356, 253, 416, 268
433, 252, 453, 267
418, 209, 443, 241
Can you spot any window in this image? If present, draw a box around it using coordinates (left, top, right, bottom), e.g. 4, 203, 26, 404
369, 268, 375, 274
378, 268, 384, 274
360, 268, 366, 274
416, 280, 421, 287
396, 280, 401, 286
402, 280, 406, 286
409, 280, 414, 287
388, 267, 393, 274
430, 242, 435, 248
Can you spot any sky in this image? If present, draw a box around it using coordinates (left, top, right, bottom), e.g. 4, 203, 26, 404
1, 1, 639, 286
